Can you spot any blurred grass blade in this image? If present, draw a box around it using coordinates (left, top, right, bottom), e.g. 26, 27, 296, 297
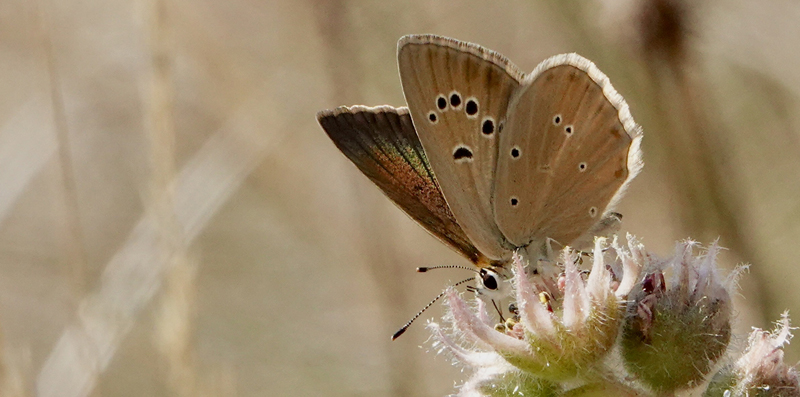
36, 95, 279, 397
0, 97, 57, 225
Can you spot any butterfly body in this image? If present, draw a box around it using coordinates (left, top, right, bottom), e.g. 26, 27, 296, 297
317, 35, 642, 298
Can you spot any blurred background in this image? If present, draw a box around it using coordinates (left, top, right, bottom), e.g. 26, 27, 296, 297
0, 0, 798, 395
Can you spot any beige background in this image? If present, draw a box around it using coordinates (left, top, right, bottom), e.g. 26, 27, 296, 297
0, 0, 798, 395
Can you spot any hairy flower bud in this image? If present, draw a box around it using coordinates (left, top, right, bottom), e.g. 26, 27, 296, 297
705, 313, 799, 397
621, 240, 733, 393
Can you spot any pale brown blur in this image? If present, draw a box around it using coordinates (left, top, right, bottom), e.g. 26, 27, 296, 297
0, 0, 798, 396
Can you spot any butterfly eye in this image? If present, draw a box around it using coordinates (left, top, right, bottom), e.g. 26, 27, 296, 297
479, 269, 499, 291
589, 206, 598, 217
553, 114, 562, 125
565, 125, 574, 135
578, 162, 587, 172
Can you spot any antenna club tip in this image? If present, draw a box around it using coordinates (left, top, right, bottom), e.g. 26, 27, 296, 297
391, 327, 408, 340
416, 267, 429, 272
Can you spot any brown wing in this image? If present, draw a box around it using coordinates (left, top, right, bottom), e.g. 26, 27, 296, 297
493, 54, 643, 247
397, 34, 523, 260
317, 105, 482, 263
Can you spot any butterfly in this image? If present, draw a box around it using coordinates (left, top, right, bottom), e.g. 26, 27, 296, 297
317, 34, 642, 306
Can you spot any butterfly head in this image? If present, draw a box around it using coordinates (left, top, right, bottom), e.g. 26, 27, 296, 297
474, 259, 514, 300
474, 244, 564, 302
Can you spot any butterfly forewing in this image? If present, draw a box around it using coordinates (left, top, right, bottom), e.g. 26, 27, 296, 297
397, 35, 523, 260
493, 54, 643, 248
317, 105, 482, 263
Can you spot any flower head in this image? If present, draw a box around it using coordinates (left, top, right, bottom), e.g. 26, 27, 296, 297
431, 236, 643, 393
706, 313, 799, 397
426, 236, 757, 396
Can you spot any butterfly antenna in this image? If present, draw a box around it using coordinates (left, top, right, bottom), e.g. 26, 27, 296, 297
391, 277, 474, 340
416, 264, 478, 273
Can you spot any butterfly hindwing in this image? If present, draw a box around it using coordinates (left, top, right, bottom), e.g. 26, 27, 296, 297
397, 34, 523, 260
493, 54, 643, 248
317, 105, 482, 263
